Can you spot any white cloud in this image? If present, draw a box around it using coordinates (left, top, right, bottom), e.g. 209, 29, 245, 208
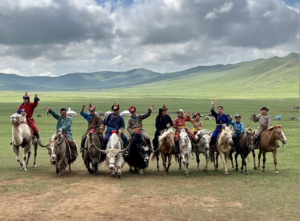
0, 68, 24, 76
39, 72, 56, 77
219, 2, 234, 13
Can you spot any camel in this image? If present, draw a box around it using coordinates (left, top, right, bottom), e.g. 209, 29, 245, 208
10, 112, 41, 171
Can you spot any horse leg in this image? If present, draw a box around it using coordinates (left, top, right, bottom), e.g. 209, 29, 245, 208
216, 152, 219, 169
252, 150, 257, 170
244, 153, 249, 175
12, 145, 22, 167
178, 154, 182, 172
229, 152, 234, 171
156, 155, 160, 172
257, 150, 261, 170
196, 153, 200, 172
166, 154, 172, 173
234, 152, 239, 171
211, 151, 217, 171
32, 142, 38, 167
219, 152, 228, 175
262, 152, 266, 172
240, 153, 244, 173
185, 154, 189, 176
26, 150, 31, 167
161, 154, 167, 176
272, 150, 279, 175
203, 152, 208, 171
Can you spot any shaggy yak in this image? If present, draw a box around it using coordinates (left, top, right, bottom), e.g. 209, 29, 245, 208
40, 129, 76, 178
124, 131, 152, 175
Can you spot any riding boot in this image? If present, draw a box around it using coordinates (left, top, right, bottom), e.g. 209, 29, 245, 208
231, 143, 236, 153
146, 139, 153, 153
209, 140, 216, 151
80, 137, 86, 154
34, 132, 40, 140
254, 138, 259, 149
173, 141, 180, 154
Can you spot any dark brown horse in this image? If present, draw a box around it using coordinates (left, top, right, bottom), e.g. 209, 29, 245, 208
151, 129, 176, 176
229, 128, 255, 175
257, 125, 287, 174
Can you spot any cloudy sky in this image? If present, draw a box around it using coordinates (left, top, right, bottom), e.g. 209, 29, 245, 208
0, 0, 298, 76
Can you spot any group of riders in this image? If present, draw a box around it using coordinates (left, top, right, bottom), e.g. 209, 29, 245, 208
13, 92, 273, 161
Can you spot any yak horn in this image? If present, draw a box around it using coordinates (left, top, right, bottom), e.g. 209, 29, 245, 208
118, 145, 129, 153
39, 142, 50, 148
98, 149, 107, 154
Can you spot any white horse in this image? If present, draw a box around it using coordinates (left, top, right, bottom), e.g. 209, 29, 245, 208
177, 129, 192, 176
99, 133, 128, 178
194, 129, 212, 172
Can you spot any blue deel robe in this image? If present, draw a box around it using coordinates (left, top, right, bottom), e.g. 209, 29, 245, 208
211, 108, 230, 141
102, 113, 127, 148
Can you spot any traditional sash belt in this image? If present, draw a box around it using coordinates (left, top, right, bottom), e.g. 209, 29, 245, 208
27, 117, 33, 119
178, 126, 185, 129
216, 123, 221, 125
193, 127, 198, 132
133, 127, 141, 130
259, 125, 266, 127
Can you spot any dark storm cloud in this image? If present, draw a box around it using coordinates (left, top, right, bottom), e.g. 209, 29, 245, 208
0, 0, 115, 45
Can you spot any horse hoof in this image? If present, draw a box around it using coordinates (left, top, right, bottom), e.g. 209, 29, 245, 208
245, 172, 249, 175
231, 168, 235, 171
235, 168, 238, 171
275, 171, 279, 175
262, 169, 265, 172
253, 167, 257, 170
225, 173, 229, 176
157, 169, 160, 172
204, 169, 207, 172
240, 170, 243, 173
257, 168, 261, 170
32, 165, 37, 168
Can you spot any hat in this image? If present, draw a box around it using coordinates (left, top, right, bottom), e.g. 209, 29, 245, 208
235, 114, 241, 119
177, 109, 184, 114
88, 103, 96, 112
260, 106, 269, 111
129, 106, 136, 113
193, 112, 202, 118
111, 130, 117, 134
23, 91, 30, 99
60, 107, 67, 112
160, 104, 168, 111
111, 103, 119, 111
217, 106, 223, 109
90, 129, 96, 133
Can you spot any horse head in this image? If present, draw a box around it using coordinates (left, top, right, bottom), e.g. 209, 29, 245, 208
179, 129, 189, 148
270, 125, 287, 145
200, 132, 212, 150
219, 126, 233, 147
243, 128, 255, 151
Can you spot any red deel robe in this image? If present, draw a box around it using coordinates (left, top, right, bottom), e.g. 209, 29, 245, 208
173, 116, 195, 141
17, 99, 39, 133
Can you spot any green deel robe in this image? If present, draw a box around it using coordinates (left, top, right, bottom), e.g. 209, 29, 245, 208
49, 109, 73, 140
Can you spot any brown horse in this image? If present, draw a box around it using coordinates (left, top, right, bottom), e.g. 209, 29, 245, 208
210, 126, 233, 175
257, 125, 287, 174
229, 128, 255, 175
151, 129, 175, 176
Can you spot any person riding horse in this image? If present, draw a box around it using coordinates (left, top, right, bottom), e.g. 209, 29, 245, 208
10, 92, 41, 145
100, 103, 128, 152
252, 106, 272, 149
152, 105, 173, 156
127, 105, 154, 152
79, 103, 103, 154
190, 112, 203, 135
229, 114, 244, 151
209, 100, 232, 151
173, 109, 196, 152
43, 106, 78, 159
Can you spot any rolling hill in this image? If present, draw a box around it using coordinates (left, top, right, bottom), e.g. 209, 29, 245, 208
0, 53, 298, 98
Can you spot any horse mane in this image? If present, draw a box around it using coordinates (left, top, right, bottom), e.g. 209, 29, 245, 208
242, 128, 252, 140
158, 129, 174, 148
217, 127, 232, 145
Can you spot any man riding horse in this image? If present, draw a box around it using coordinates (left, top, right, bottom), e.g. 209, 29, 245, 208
252, 106, 272, 149
79, 103, 103, 154
153, 105, 173, 156
127, 105, 154, 151
190, 112, 203, 135
173, 109, 196, 152
43, 106, 78, 159
11, 92, 41, 145
100, 103, 128, 151
209, 100, 232, 151
229, 114, 244, 151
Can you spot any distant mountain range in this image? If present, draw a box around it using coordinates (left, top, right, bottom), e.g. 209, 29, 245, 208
0, 52, 298, 92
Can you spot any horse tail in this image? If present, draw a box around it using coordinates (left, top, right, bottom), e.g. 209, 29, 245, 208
151, 153, 156, 161
174, 154, 178, 164
209, 150, 214, 162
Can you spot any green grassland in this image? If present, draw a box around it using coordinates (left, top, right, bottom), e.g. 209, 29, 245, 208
0, 93, 299, 220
